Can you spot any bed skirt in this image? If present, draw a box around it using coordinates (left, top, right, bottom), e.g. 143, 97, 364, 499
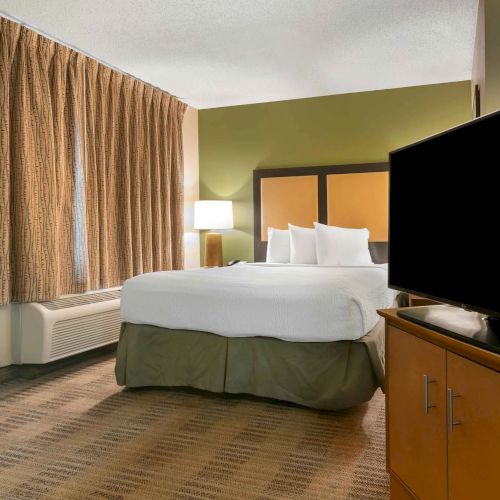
115, 319, 385, 410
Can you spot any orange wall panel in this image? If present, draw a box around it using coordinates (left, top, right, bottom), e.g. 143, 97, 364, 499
327, 172, 388, 241
261, 176, 318, 241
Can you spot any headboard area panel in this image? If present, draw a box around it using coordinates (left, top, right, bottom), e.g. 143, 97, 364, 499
253, 163, 389, 263
327, 171, 389, 242
261, 175, 318, 241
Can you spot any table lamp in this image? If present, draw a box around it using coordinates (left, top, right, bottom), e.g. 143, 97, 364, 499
194, 200, 233, 267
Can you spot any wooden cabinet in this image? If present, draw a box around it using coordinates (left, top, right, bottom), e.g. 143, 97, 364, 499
381, 310, 500, 500
387, 327, 447, 500
447, 352, 500, 500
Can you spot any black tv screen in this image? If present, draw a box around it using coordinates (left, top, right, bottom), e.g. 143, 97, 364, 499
389, 111, 500, 318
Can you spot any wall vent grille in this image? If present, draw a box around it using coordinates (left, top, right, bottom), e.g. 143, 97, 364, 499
41, 290, 121, 310
49, 309, 121, 361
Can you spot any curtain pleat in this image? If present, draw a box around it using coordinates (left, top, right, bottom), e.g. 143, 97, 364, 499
0, 17, 187, 304
0, 19, 21, 304
170, 97, 186, 270
116, 77, 133, 280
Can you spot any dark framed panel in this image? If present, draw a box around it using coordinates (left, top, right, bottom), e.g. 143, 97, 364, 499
253, 162, 389, 263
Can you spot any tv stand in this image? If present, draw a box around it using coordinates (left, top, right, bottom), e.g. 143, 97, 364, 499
397, 304, 500, 354
378, 308, 500, 500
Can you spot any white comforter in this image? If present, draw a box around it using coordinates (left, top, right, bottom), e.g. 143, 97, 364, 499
121, 263, 396, 342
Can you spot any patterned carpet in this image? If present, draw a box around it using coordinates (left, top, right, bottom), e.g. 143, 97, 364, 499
0, 355, 389, 500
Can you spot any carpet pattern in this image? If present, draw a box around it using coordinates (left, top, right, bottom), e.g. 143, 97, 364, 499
0, 355, 388, 499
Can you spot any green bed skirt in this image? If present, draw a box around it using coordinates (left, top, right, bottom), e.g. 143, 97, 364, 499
115, 319, 385, 410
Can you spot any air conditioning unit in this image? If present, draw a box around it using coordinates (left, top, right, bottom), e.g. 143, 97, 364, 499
11, 289, 122, 364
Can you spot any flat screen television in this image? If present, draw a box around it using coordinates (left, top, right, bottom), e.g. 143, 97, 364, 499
389, 110, 500, 321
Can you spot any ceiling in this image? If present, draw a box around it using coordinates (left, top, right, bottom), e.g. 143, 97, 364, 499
0, 0, 478, 109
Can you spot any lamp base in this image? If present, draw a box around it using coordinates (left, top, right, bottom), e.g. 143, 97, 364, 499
204, 232, 223, 267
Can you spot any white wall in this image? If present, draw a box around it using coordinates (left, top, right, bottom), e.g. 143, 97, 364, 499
0, 305, 12, 367
182, 106, 200, 268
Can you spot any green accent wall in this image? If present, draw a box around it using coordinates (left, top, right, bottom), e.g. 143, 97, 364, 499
199, 81, 471, 263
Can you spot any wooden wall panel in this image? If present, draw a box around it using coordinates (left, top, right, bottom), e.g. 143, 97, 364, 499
253, 163, 388, 262
327, 172, 389, 241
260, 176, 318, 241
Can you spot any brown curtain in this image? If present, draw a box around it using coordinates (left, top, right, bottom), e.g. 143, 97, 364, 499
0, 17, 187, 304
76, 58, 186, 290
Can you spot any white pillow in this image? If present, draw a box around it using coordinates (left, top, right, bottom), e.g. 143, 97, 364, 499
314, 222, 373, 266
289, 224, 317, 264
266, 228, 290, 263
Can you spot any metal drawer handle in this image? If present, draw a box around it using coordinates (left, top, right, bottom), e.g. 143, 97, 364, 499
424, 374, 436, 414
447, 388, 462, 432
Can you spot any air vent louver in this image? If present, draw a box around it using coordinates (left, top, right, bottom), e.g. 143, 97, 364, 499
49, 309, 121, 361
41, 290, 121, 310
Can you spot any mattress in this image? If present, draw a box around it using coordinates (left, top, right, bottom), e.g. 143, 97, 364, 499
121, 263, 396, 342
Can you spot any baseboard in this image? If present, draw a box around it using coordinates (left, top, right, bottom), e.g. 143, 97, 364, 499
0, 343, 117, 384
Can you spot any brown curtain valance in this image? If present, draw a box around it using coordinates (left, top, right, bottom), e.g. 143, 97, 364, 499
0, 17, 187, 304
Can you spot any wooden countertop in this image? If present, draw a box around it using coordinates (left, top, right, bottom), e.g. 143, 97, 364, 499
379, 308, 500, 373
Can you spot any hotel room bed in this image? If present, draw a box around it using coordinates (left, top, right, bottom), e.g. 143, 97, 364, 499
115, 263, 395, 410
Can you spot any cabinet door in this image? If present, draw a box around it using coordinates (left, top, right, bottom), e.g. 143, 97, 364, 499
447, 352, 500, 500
387, 326, 447, 500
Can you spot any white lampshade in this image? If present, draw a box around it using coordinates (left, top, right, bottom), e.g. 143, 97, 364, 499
194, 200, 233, 230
